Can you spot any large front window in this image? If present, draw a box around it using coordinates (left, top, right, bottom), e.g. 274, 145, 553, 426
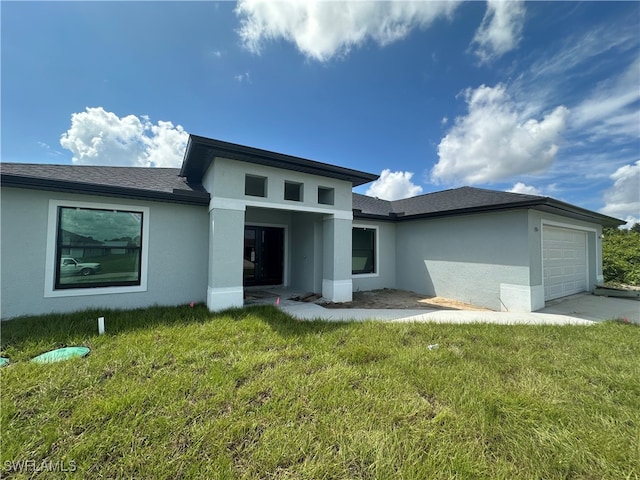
352, 227, 376, 275
55, 206, 143, 289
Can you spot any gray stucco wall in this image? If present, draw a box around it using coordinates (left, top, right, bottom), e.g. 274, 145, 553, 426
290, 212, 324, 293
1, 187, 209, 319
351, 219, 397, 292
204, 157, 353, 214
395, 210, 531, 310
208, 208, 245, 289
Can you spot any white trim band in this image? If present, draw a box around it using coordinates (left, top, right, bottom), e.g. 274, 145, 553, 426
210, 196, 352, 220
322, 279, 353, 303
500, 283, 545, 312
207, 285, 244, 311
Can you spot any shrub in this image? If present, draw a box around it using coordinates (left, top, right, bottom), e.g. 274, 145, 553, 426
602, 226, 640, 285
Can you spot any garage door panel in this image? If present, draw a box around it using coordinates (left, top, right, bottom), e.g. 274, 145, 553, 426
543, 226, 588, 301
546, 248, 563, 260
545, 266, 563, 278
546, 284, 563, 298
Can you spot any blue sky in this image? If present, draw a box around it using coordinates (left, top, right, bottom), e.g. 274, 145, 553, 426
2, 1, 639, 226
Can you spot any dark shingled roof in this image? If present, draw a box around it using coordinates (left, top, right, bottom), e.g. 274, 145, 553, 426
354, 187, 541, 216
0, 163, 209, 205
352, 193, 395, 217
353, 187, 623, 226
1, 163, 624, 227
390, 187, 543, 215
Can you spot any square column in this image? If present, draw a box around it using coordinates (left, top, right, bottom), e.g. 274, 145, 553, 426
322, 215, 353, 302
207, 207, 245, 311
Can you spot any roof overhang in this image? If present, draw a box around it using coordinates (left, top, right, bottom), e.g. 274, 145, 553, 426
353, 197, 624, 227
531, 198, 624, 227
1, 174, 210, 206
180, 135, 379, 187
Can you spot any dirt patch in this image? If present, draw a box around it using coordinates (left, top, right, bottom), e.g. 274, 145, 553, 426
321, 288, 491, 311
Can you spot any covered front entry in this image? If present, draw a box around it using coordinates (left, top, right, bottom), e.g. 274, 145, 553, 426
543, 225, 588, 300
243, 226, 284, 286
206, 204, 353, 311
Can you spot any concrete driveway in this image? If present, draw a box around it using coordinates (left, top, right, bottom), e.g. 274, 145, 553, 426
539, 293, 639, 323
277, 293, 639, 325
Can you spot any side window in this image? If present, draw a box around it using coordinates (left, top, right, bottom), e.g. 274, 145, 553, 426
352, 227, 376, 275
55, 206, 143, 289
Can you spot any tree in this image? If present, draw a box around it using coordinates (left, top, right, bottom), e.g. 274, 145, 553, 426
602, 227, 640, 286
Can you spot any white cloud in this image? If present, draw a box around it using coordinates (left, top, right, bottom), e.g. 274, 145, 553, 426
235, 0, 460, 62
472, 0, 525, 63
571, 56, 640, 141
37, 141, 65, 157
365, 169, 423, 201
60, 107, 188, 167
234, 72, 251, 83
432, 84, 569, 185
508, 182, 541, 196
528, 24, 638, 82
499, 23, 639, 204
618, 216, 640, 230
601, 160, 640, 229
144, 121, 190, 168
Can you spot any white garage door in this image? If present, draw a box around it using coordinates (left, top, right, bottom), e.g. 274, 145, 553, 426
543, 226, 588, 301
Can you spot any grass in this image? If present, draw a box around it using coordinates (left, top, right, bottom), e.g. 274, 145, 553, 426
1, 305, 639, 479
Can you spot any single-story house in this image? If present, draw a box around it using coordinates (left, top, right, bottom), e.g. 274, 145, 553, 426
0, 135, 623, 319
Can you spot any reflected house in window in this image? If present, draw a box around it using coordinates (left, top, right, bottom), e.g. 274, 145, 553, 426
59, 229, 103, 259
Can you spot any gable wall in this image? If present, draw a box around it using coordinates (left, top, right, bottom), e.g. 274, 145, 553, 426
203, 157, 353, 214
1, 187, 209, 319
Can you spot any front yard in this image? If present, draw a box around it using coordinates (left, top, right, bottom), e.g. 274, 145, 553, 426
1, 305, 638, 479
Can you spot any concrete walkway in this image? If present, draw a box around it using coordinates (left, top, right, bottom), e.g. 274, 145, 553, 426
279, 302, 595, 325
267, 292, 639, 326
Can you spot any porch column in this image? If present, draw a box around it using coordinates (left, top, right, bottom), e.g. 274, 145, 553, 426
322, 215, 353, 302
207, 207, 245, 311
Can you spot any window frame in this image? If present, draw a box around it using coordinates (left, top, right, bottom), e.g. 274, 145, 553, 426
245, 174, 268, 198
318, 186, 335, 205
44, 199, 149, 298
352, 225, 379, 277
284, 181, 303, 202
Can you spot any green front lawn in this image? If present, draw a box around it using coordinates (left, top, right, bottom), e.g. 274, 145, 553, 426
1, 306, 638, 479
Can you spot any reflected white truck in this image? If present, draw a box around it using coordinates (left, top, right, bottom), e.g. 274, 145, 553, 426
60, 257, 102, 276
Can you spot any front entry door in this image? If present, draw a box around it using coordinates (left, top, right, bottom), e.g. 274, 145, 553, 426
243, 226, 284, 286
